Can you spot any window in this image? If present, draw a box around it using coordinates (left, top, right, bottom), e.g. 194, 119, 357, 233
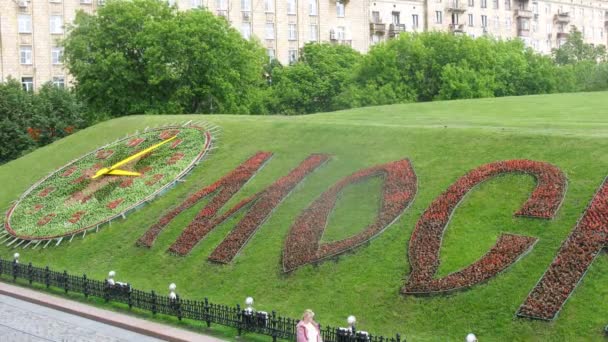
371, 34, 380, 44
81, 0, 92, 4
468, 13, 474, 26
492, 0, 498, 9
288, 49, 297, 64
435, 11, 442, 24
546, 23, 552, 34
167, 0, 175, 6
22, 77, 34, 92
505, 17, 511, 29
372, 11, 380, 23
50, 16, 63, 34
493, 15, 499, 29
481, 0, 486, 8
241, 23, 251, 40
52, 76, 65, 88
336, 2, 345, 17
532, 21, 537, 32
191, 0, 203, 7
265, 0, 274, 12
309, 24, 318, 41
532, 3, 538, 14
392, 11, 400, 25
287, 0, 296, 14
504, 0, 510, 10
217, 0, 227, 10
336, 26, 345, 39
288, 24, 297, 40
20, 46, 32, 65
265, 23, 275, 39
18, 15, 32, 33
241, 0, 251, 12
481, 15, 487, 28
51, 47, 63, 64
412, 14, 419, 29
309, 0, 317, 15
267, 48, 275, 60
468, 0, 474, 7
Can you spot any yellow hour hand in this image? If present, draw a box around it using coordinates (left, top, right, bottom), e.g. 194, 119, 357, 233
92, 135, 177, 179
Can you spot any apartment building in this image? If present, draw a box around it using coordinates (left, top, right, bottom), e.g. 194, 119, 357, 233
423, 0, 608, 53
0, 0, 606, 91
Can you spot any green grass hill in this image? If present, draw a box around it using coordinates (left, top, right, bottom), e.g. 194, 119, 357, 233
1, 91, 608, 341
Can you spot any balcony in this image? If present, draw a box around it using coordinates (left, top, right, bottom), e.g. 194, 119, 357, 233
556, 32, 569, 39
554, 12, 570, 23
518, 28, 530, 37
446, 1, 467, 12
514, 9, 533, 18
449, 23, 465, 33
388, 23, 406, 37
370, 22, 386, 34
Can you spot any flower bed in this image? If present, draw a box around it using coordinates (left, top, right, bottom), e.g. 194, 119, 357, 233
68, 211, 87, 224
96, 150, 114, 160
282, 159, 417, 272
137, 152, 273, 248
403, 160, 566, 294
6, 125, 214, 241
517, 177, 608, 320
205, 154, 330, 263
38, 187, 56, 198
37, 213, 56, 226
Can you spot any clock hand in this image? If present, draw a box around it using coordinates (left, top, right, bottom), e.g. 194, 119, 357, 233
92, 135, 177, 179
106, 169, 142, 177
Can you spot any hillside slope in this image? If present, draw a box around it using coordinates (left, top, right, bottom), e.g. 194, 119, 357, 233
1, 91, 608, 341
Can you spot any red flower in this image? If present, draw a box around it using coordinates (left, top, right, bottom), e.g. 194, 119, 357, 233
403, 160, 566, 295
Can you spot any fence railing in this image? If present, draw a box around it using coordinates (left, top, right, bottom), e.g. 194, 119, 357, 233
0, 257, 405, 342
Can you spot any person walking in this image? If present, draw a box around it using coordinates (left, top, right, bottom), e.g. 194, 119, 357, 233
296, 309, 322, 342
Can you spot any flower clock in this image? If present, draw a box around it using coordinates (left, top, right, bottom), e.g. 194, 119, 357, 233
3, 123, 217, 248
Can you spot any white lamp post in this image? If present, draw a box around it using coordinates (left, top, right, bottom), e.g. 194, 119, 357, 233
245, 296, 254, 314
13, 253, 19, 264
347, 315, 356, 332
107, 271, 116, 285
169, 283, 177, 300
466, 333, 478, 342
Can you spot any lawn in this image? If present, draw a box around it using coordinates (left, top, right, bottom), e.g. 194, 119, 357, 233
1, 91, 608, 341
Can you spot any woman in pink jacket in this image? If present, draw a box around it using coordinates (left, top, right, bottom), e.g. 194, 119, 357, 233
296, 309, 322, 342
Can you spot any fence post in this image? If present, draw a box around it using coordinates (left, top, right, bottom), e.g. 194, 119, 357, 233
128, 288, 133, 309
63, 270, 69, 293
151, 290, 157, 315
27, 262, 33, 285
236, 304, 242, 336
45, 266, 50, 288
83, 274, 89, 298
0, 258, 3, 275
271, 311, 277, 342
396, 333, 402, 342
12, 259, 18, 282
176, 295, 182, 321
203, 297, 211, 327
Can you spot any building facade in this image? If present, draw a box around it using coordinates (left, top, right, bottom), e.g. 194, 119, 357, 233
0, 0, 606, 91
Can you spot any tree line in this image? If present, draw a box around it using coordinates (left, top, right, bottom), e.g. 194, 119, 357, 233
1, 0, 607, 163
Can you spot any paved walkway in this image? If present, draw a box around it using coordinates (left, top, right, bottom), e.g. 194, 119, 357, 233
0, 282, 226, 342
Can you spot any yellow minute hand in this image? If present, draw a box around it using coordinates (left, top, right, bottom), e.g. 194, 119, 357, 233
92, 135, 177, 179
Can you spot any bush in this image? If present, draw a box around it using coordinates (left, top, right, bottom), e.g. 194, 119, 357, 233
0, 79, 87, 164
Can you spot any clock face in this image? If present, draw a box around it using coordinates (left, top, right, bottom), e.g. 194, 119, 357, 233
4, 124, 215, 242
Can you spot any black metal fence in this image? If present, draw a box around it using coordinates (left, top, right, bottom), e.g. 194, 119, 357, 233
0, 257, 405, 342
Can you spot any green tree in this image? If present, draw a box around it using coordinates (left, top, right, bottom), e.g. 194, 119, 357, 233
552, 27, 608, 65
268, 43, 360, 114
63, 0, 266, 116
0, 79, 35, 163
